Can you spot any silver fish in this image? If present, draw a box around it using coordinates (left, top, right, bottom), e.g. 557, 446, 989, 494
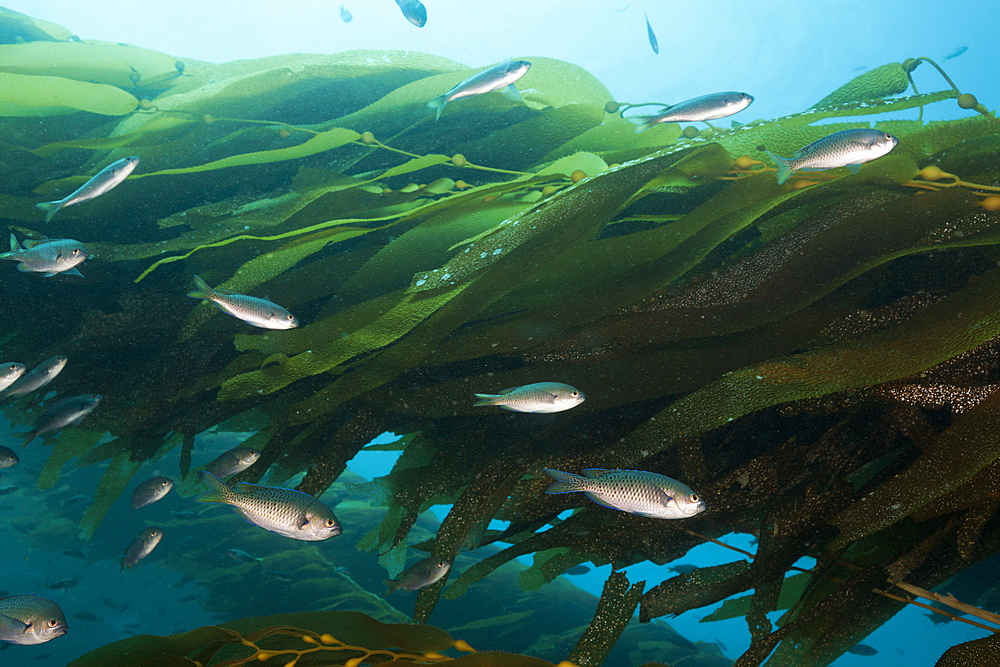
120, 527, 162, 573
226, 548, 261, 564
385, 555, 451, 594
131, 476, 174, 509
187, 275, 298, 330
22, 394, 101, 446
0, 446, 19, 469
543, 468, 707, 519
339, 3, 352, 22
35, 156, 140, 223
0, 362, 26, 393
0, 595, 68, 645
0, 235, 88, 277
395, 0, 426, 27
0, 356, 68, 402
206, 446, 261, 478
196, 472, 341, 541
474, 382, 584, 413
645, 13, 658, 54
427, 58, 531, 121
629, 92, 754, 133
765, 128, 898, 184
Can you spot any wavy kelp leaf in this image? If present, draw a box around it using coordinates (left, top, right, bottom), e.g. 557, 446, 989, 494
534, 151, 609, 178
31, 116, 196, 157
0, 6, 73, 41
0, 72, 138, 116
37, 429, 105, 490
64, 626, 235, 667
0, 41, 180, 89
378, 153, 452, 180
78, 450, 145, 540
830, 387, 1000, 549
814, 63, 910, 108
568, 571, 644, 667
616, 259, 1000, 466
134, 127, 361, 177
700, 572, 811, 622
519, 548, 590, 592
541, 114, 682, 164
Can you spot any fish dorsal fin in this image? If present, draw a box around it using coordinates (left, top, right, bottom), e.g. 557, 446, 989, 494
582, 468, 609, 477
497, 387, 520, 395
8, 234, 22, 252
234, 481, 266, 493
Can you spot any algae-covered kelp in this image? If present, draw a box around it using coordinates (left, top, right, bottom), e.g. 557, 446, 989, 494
3, 9, 1000, 663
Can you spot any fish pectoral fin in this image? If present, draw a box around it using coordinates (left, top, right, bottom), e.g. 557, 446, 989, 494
16, 264, 32, 273
298, 513, 314, 530
846, 163, 863, 174
501, 84, 523, 103
64, 268, 84, 277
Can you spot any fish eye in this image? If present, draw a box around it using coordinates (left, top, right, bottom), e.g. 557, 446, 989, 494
570, 391, 579, 397
690, 494, 699, 502
47, 618, 59, 627
884, 133, 892, 140
324, 519, 337, 527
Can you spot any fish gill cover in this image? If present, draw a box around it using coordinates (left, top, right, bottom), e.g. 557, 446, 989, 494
1, 6, 1000, 666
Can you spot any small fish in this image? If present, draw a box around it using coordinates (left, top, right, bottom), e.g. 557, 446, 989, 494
0, 363, 26, 393
543, 468, 707, 519
0, 356, 68, 402
170, 509, 199, 519
565, 564, 590, 576
196, 472, 341, 541
21, 394, 101, 446
0, 235, 88, 277
0, 487, 19, 496
70, 611, 102, 623
644, 13, 658, 54
267, 570, 294, 582
226, 548, 261, 564
394, 0, 426, 27
474, 382, 584, 413
120, 527, 163, 574
339, 4, 352, 22
179, 594, 202, 602
187, 275, 298, 330
206, 447, 261, 478
98, 597, 128, 612
668, 563, 699, 575
0, 446, 18, 470
35, 156, 140, 223
0, 595, 68, 645
61, 550, 86, 560
131, 476, 174, 509
629, 92, 754, 133
385, 556, 451, 594
847, 644, 878, 656
764, 128, 898, 184
427, 58, 531, 121
43, 578, 79, 591
942, 46, 967, 61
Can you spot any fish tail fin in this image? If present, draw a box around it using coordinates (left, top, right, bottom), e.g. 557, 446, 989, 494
384, 579, 400, 595
427, 95, 447, 121
119, 559, 126, 575
628, 115, 658, 133
472, 393, 500, 407
196, 471, 235, 504
764, 150, 794, 185
542, 468, 585, 494
35, 201, 61, 223
186, 274, 217, 301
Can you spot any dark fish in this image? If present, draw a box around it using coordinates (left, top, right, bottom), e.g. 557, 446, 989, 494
21, 394, 101, 446
385, 556, 451, 594
62, 550, 86, 560
394, 0, 426, 27
0, 446, 18, 470
339, 4, 352, 22
644, 13, 658, 54
943, 46, 967, 61
205, 447, 261, 478
43, 578, 80, 591
131, 476, 174, 509
99, 597, 128, 612
0, 356, 68, 402
267, 570, 294, 582
120, 527, 163, 573
70, 611, 102, 622
847, 644, 878, 656
0, 487, 19, 496
35, 156, 140, 223
179, 594, 202, 602
565, 565, 590, 576
668, 563, 699, 575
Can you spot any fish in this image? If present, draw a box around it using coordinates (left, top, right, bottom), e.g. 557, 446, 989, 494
473, 382, 584, 413
394, 0, 426, 27
187, 275, 299, 330
196, 472, 341, 541
131, 476, 174, 509
21, 394, 101, 446
267, 570, 294, 582
943, 46, 967, 61
542, 468, 707, 519
43, 577, 80, 591
226, 548, 261, 564
847, 644, 878, 656
35, 156, 140, 223
61, 550, 86, 560
764, 128, 898, 184
0, 356, 68, 402
0, 363, 26, 393
171, 509, 199, 519
339, 4, 352, 22
668, 563, 699, 575
0, 446, 18, 470
427, 58, 531, 121
0, 487, 19, 496
385, 556, 451, 594
98, 597, 128, 612
70, 611, 102, 622
644, 13, 658, 54
205, 446, 261, 478
565, 564, 591, 576
0, 235, 88, 277
120, 527, 163, 573
0, 595, 68, 645
628, 92, 754, 133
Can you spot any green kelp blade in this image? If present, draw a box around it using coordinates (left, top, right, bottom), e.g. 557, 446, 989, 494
78, 449, 145, 540
31, 116, 196, 157
700, 572, 812, 622
0, 71, 138, 116
568, 570, 644, 667
814, 62, 911, 108
639, 561, 752, 622
37, 429, 105, 490
63, 626, 236, 667
0, 6, 73, 41
519, 547, 591, 592
0, 41, 181, 89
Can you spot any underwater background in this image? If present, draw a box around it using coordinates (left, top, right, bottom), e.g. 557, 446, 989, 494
1, 1, 999, 665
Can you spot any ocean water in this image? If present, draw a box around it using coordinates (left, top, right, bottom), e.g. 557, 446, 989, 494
1, 1, 998, 666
